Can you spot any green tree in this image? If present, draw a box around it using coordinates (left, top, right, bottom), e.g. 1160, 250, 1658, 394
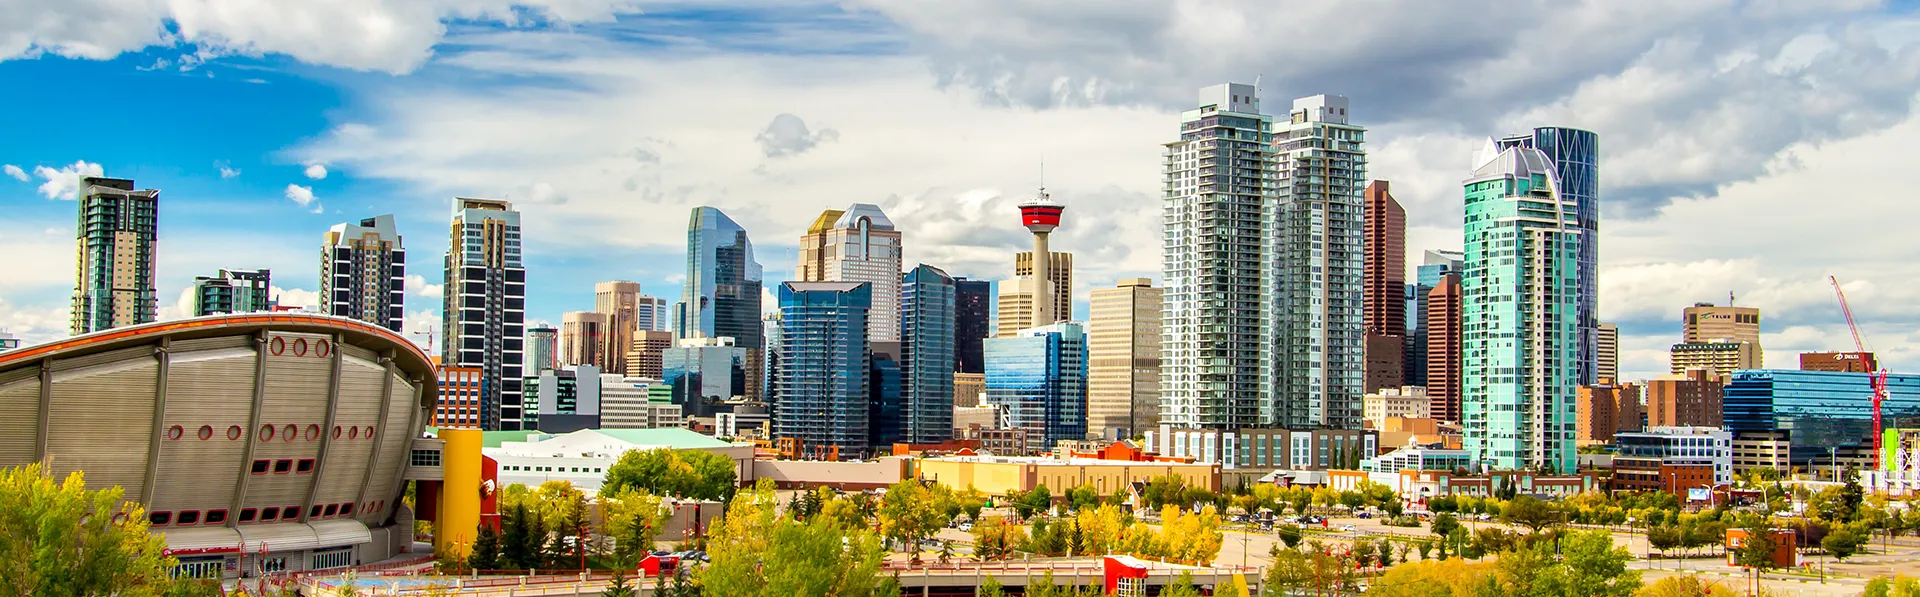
1554, 530, 1642, 597
1646, 525, 1681, 557
600, 447, 739, 502
1430, 512, 1460, 542
0, 464, 195, 596
1377, 538, 1397, 567
1502, 496, 1564, 534
1352, 539, 1377, 568
699, 481, 896, 597
1160, 572, 1202, 597
1733, 520, 1780, 593
1637, 574, 1739, 597
980, 576, 1006, 597
1277, 524, 1303, 549
602, 487, 665, 565
1067, 483, 1101, 512
1428, 496, 1459, 513
877, 480, 945, 562
1338, 491, 1366, 511
601, 569, 636, 597
1384, 497, 1405, 518
1823, 526, 1865, 560
467, 525, 502, 571
1265, 546, 1313, 596
1841, 467, 1866, 522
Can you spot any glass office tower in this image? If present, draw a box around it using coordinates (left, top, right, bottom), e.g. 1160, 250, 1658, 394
901, 265, 957, 444
775, 281, 872, 460
984, 322, 1089, 447
1499, 128, 1599, 385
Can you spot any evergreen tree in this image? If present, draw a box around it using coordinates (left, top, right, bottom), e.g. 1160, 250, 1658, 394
501, 504, 535, 570
468, 525, 502, 571
601, 569, 636, 597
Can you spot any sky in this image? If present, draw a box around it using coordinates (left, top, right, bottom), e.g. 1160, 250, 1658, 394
5, 0, 1920, 382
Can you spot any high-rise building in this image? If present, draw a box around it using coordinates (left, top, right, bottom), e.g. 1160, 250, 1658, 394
1801, 351, 1877, 373
900, 265, 957, 445
1363, 181, 1405, 334
984, 322, 1088, 448
1088, 278, 1163, 439
528, 364, 603, 433
662, 337, 749, 418
761, 313, 782, 405
600, 375, 682, 430
624, 330, 674, 379
1726, 369, 1920, 465
634, 295, 669, 332
1407, 250, 1464, 388
1575, 380, 1642, 446
432, 365, 485, 428
998, 252, 1073, 338
191, 269, 271, 316
526, 326, 558, 374
442, 198, 527, 430
1670, 341, 1759, 381
676, 207, 764, 399
1161, 83, 1272, 430
1426, 273, 1464, 422
869, 343, 903, 452
795, 204, 904, 342
954, 278, 992, 373
321, 214, 406, 332
1498, 128, 1600, 386
1462, 139, 1580, 473
1682, 302, 1762, 369
775, 281, 873, 460
71, 176, 160, 335
1597, 322, 1620, 383
1270, 94, 1367, 430
595, 281, 642, 375
1646, 369, 1723, 428
561, 311, 609, 369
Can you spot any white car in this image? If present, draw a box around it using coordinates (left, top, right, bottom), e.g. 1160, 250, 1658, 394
1340, 524, 1357, 532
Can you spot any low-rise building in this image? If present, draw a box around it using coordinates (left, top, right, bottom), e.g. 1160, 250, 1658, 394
1610, 426, 1733, 492
1360, 442, 1472, 473
484, 428, 755, 493
1329, 469, 1598, 501
1575, 379, 1641, 446
959, 424, 1029, 455
1143, 426, 1377, 471
1646, 369, 1723, 428
1363, 386, 1431, 430
917, 453, 1219, 497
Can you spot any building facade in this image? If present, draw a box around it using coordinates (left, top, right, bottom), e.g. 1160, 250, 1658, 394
1363, 386, 1431, 430
193, 269, 272, 316
1160, 83, 1272, 430
1801, 351, 1876, 373
1462, 139, 1580, 473
1498, 128, 1600, 386
1363, 181, 1406, 395
1145, 426, 1377, 471
1646, 369, 1723, 428
676, 207, 764, 399
634, 295, 669, 333
1088, 278, 1163, 439
594, 281, 642, 375
442, 198, 527, 430
1575, 381, 1642, 446
1683, 303, 1761, 344
72, 176, 160, 334
775, 281, 873, 460
997, 251, 1075, 337
1426, 272, 1464, 422
954, 278, 992, 373
795, 204, 904, 342
624, 330, 674, 379
434, 365, 486, 428
900, 265, 957, 445
1725, 369, 1920, 464
526, 326, 558, 374
1597, 322, 1619, 383
985, 322, 1089, 447
599, 376, 682, 430
661, 337, 748, 419
1408, 250, 1464, 388
1614, 426, 1734, 487
321, 214, 405, 332
1670, 340, 1760, 381
1270, 94, 1367, 431
560, 311, 609, 370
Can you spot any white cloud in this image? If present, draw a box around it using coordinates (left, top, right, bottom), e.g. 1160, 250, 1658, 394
755, 113, 838, 158
1, 0, 645, 74
0, 295, 72, 348
2, 164, 26, 181
32, 160, 104, 200
156, 287, 199, 322
405, 274, 443, 299
283, 183, 318, 209
218, 162, 242, 178
271, 286, 319, 311
304, 163, 328, 179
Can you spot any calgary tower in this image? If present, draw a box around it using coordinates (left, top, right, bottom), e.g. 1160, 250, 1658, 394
1018, 186, 1065, 326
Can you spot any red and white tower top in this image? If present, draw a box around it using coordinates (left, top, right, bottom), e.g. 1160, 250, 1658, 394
1019, 187, 1065, 234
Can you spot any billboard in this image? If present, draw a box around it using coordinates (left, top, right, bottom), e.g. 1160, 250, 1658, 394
1885, 429, 1920, 474
1686, 488, 1712, 502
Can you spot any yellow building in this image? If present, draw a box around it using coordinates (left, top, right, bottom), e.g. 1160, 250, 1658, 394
917, 455, 1218, 497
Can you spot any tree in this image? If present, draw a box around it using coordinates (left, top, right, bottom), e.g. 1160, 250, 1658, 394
1841, 467, 1866, 522
1144, 474, 1189, 510
1428, 495, 1459, 513
600, 447, 738, 502
601, 569, 637, 597
1733, 520, 1780, 595
467, 525, 502, 571
1646, 525, 1681, 557
1502, 496, 1563, 534
0, 464, 219, 597
877, 480, 945, 562
1384, 497, 1405, 518
955, 486, 987, 522
602, 487, 665, 565
1377, 538, 1397, 567
1637, 574, 1739, 597
1369, 560, 1495, 597
1430, 512, 1460, 541
1351, 540, 1377, 568
1074, 504, 1127, 554
699, 481, 895, 597
1338, 491, 1367, 511
1554, 530, 1642, 597
980, 576, 1006, 597
1067, 483, 1101, 512
1824, 526, 1865, 560
1159, 572, 1202, 597
971, 516, 1028, 560
1287, 488, 1313, 516
1265, 546, 1314, 596
1277, 524, 1303, 549
1160, 505, 1224, 564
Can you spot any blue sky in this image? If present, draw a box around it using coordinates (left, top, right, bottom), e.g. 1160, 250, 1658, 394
7, 0, 1920, 381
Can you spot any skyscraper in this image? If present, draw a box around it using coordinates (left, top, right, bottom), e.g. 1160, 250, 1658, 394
953, 277, 992, 373
984, 322, 1088, 447
662, 337, 748, 418
1499, 128, 1599, 385
1018, 190, 1066, 326
775, 281, 873, 460
1462, 139, 1580, 473
1088, 278, 1162, 439
625, 330, 674, 378
443, 198, 527, 430
1681, 303, 1763, 371
1426, 273, 1463, 422
191, 269, 271, 316
561, 311, 609, 369
901, 265, 957, 445
595, 281, 641, 375
1270, 94, 1367, 430
1363, 181, 1405, 334
634, 295, 669, 332
676, 207, 764, 398
1407, 250, 1464, 387
1161, 83, 1272, 430
995, 252, 1075, 339
71, 176, 159, 335
1010, 251, 1073, 327
322, 214, 406, 332
1596, 322, 1619, 382
794, 204, 904, 342
527, 326, 558, 374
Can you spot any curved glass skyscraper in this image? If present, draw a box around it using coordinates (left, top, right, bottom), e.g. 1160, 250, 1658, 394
676, 207, 765, 347
1499, 127, 1599, 385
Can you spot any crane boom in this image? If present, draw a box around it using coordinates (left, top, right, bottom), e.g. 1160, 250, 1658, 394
1830, 275, 1887, 470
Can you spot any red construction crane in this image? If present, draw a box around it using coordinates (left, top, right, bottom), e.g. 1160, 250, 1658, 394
1830, 275, 1889, 469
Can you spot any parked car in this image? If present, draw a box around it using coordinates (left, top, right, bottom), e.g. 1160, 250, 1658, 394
957, 522, 974, 532
1339, 524, 1357, 532
1357, 512, 1372, 519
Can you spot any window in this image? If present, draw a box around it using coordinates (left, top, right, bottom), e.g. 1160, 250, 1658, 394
227, 425, 242, 440
177, 511, 201, 525
281, 424, 297, 442
306, 424, 321, 441
409, 449, 442, 467
259, 425, 275, 442
323, 504, 338, 517
167, 425, 184, 440
205, 510, 227, 524
296, 459, 316, 474
251, 459, 270, 474
282, 507, 299, 521
310, 505, 323, 518
260, 507, 279, 521
273, 459, 293, 474
239, 508, 257, 523
150, 512, 171, 526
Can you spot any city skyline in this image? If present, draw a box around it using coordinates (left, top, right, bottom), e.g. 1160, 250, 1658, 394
5, 2, 1920, 385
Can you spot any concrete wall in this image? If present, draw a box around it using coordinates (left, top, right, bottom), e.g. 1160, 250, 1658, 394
751, 457, 908, 490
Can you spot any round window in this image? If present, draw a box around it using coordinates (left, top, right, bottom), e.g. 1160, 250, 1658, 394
333, 426, 343, 440
269, 337, 285, 356
293, 338, 308, 357
199, 425, 215, 440
167, 425, 184, 441
282, 424, 297, 442
227, 425, 242, 440
316, 340, 331, 358
259, 425, 275, 442
364, 426, 375, 439
306, 424, 321, 441
348, 426, 358, 440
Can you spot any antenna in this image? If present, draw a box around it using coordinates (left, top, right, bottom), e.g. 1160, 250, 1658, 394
1729, 290, 1735, 305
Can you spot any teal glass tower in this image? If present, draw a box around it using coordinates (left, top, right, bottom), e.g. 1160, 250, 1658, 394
984, 322, 1088, 446
1461, 139, 1580, 474
775, 281, 872, 460
901, 264, 957, 444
